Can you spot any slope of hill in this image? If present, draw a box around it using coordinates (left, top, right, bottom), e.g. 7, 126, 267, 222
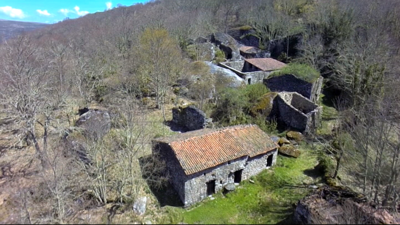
0, 19, 48, 41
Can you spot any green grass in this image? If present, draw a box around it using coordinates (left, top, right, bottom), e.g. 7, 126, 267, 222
269, 63, 320, 83
161, 146, 320, 224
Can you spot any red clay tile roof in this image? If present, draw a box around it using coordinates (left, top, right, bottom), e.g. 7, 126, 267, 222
239, 45, 257, 53
154, 124, 278, 175
245, 58, 286, 71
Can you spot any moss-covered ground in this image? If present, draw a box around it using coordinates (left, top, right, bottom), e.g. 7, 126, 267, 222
160, 145, 322, 224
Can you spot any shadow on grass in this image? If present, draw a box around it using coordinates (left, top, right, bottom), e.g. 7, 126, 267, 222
163, 120, 188, 133
303, 162, 325, 180
139, 155, 183, 207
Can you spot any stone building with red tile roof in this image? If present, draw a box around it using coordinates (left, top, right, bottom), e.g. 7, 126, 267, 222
152, 124, 278, 207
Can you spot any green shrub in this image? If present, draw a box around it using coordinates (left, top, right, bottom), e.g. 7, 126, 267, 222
270, 63, 320, 83
214, 48, 226, 63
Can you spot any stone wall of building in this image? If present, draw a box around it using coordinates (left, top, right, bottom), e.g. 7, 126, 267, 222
152, 142, 187, 202
264, 74, 323, 103
182, 150, 277, 207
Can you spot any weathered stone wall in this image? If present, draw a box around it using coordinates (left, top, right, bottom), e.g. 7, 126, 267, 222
219, 61, 270, 84
275, 92, 321, 133
242, 150, 278, 179
182, 150, 277, 207
265, 74, 313, 100
152, 142, 187, 202
245, 71, 271, 84
310, 77, 323, 103
172, 106, 211, 131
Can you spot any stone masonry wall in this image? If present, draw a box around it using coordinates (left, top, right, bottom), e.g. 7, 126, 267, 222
152, 142, 187, 202
182, 150, 277, 207
274, 92, 321, 133
265, 74, 313, 100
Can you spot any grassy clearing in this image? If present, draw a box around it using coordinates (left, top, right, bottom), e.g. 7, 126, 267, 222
269, 63, 320, 83
160, 145, 320, 224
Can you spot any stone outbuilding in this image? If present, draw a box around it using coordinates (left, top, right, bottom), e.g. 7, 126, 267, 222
242, 58, 287, 73
218, 58, 287, 85
152, 124, 278, 207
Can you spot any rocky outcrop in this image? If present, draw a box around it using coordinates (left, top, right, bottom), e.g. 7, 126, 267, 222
76, 106, 111, 140
210, 32, 241, 61
133, 196, 147, 215
205, 61, 244, 88
294, 186, 395, 224
278, 144, 301, 158
172, 105, 212, 132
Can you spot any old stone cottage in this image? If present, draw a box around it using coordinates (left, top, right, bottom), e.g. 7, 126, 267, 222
152, 124, 278, 207
218, 58, 287, 85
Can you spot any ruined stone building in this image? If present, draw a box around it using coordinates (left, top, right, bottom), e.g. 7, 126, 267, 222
271, 92, 322, 134
264, 74, 323, 103
152, 124, 278, 207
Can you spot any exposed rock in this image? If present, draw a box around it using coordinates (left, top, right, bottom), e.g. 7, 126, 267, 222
278, 144, 301, 158
286, 131, 304, 143
187, 42, 216, 61
75, 107, 111, 140
278, 137, 291, 146
205, 61, 244, 87
224, 183, 236, 192
133, 196, 147, 216
210, 32, 241, 60
270, 135, 280, 145
294, 186, 395, 224
172, 105, 212, 132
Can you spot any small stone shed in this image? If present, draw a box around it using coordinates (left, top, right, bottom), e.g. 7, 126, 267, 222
242, 58, 286, 73
218, 58, 287, 85
152, 124, 278, 207
272, 92, 322, 134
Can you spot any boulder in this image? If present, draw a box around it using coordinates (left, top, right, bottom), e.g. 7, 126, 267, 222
286, 131, 304, 143
172, 105, 212, 131
133, 196, 147, 216
76, 107, 111, 140
205, 61, 244, 88
224, 183, 236, 192
210, 32, 241, 61
278, 144, 301, 158
278, 137, 291, 146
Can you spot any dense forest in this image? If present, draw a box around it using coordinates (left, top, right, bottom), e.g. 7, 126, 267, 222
0, 0, 400, 223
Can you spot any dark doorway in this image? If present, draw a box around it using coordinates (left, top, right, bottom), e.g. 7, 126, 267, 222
206, 180, 216, 196
267, 154, 273, 167
248, 78, 251, 85
234, 170, 243, 183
